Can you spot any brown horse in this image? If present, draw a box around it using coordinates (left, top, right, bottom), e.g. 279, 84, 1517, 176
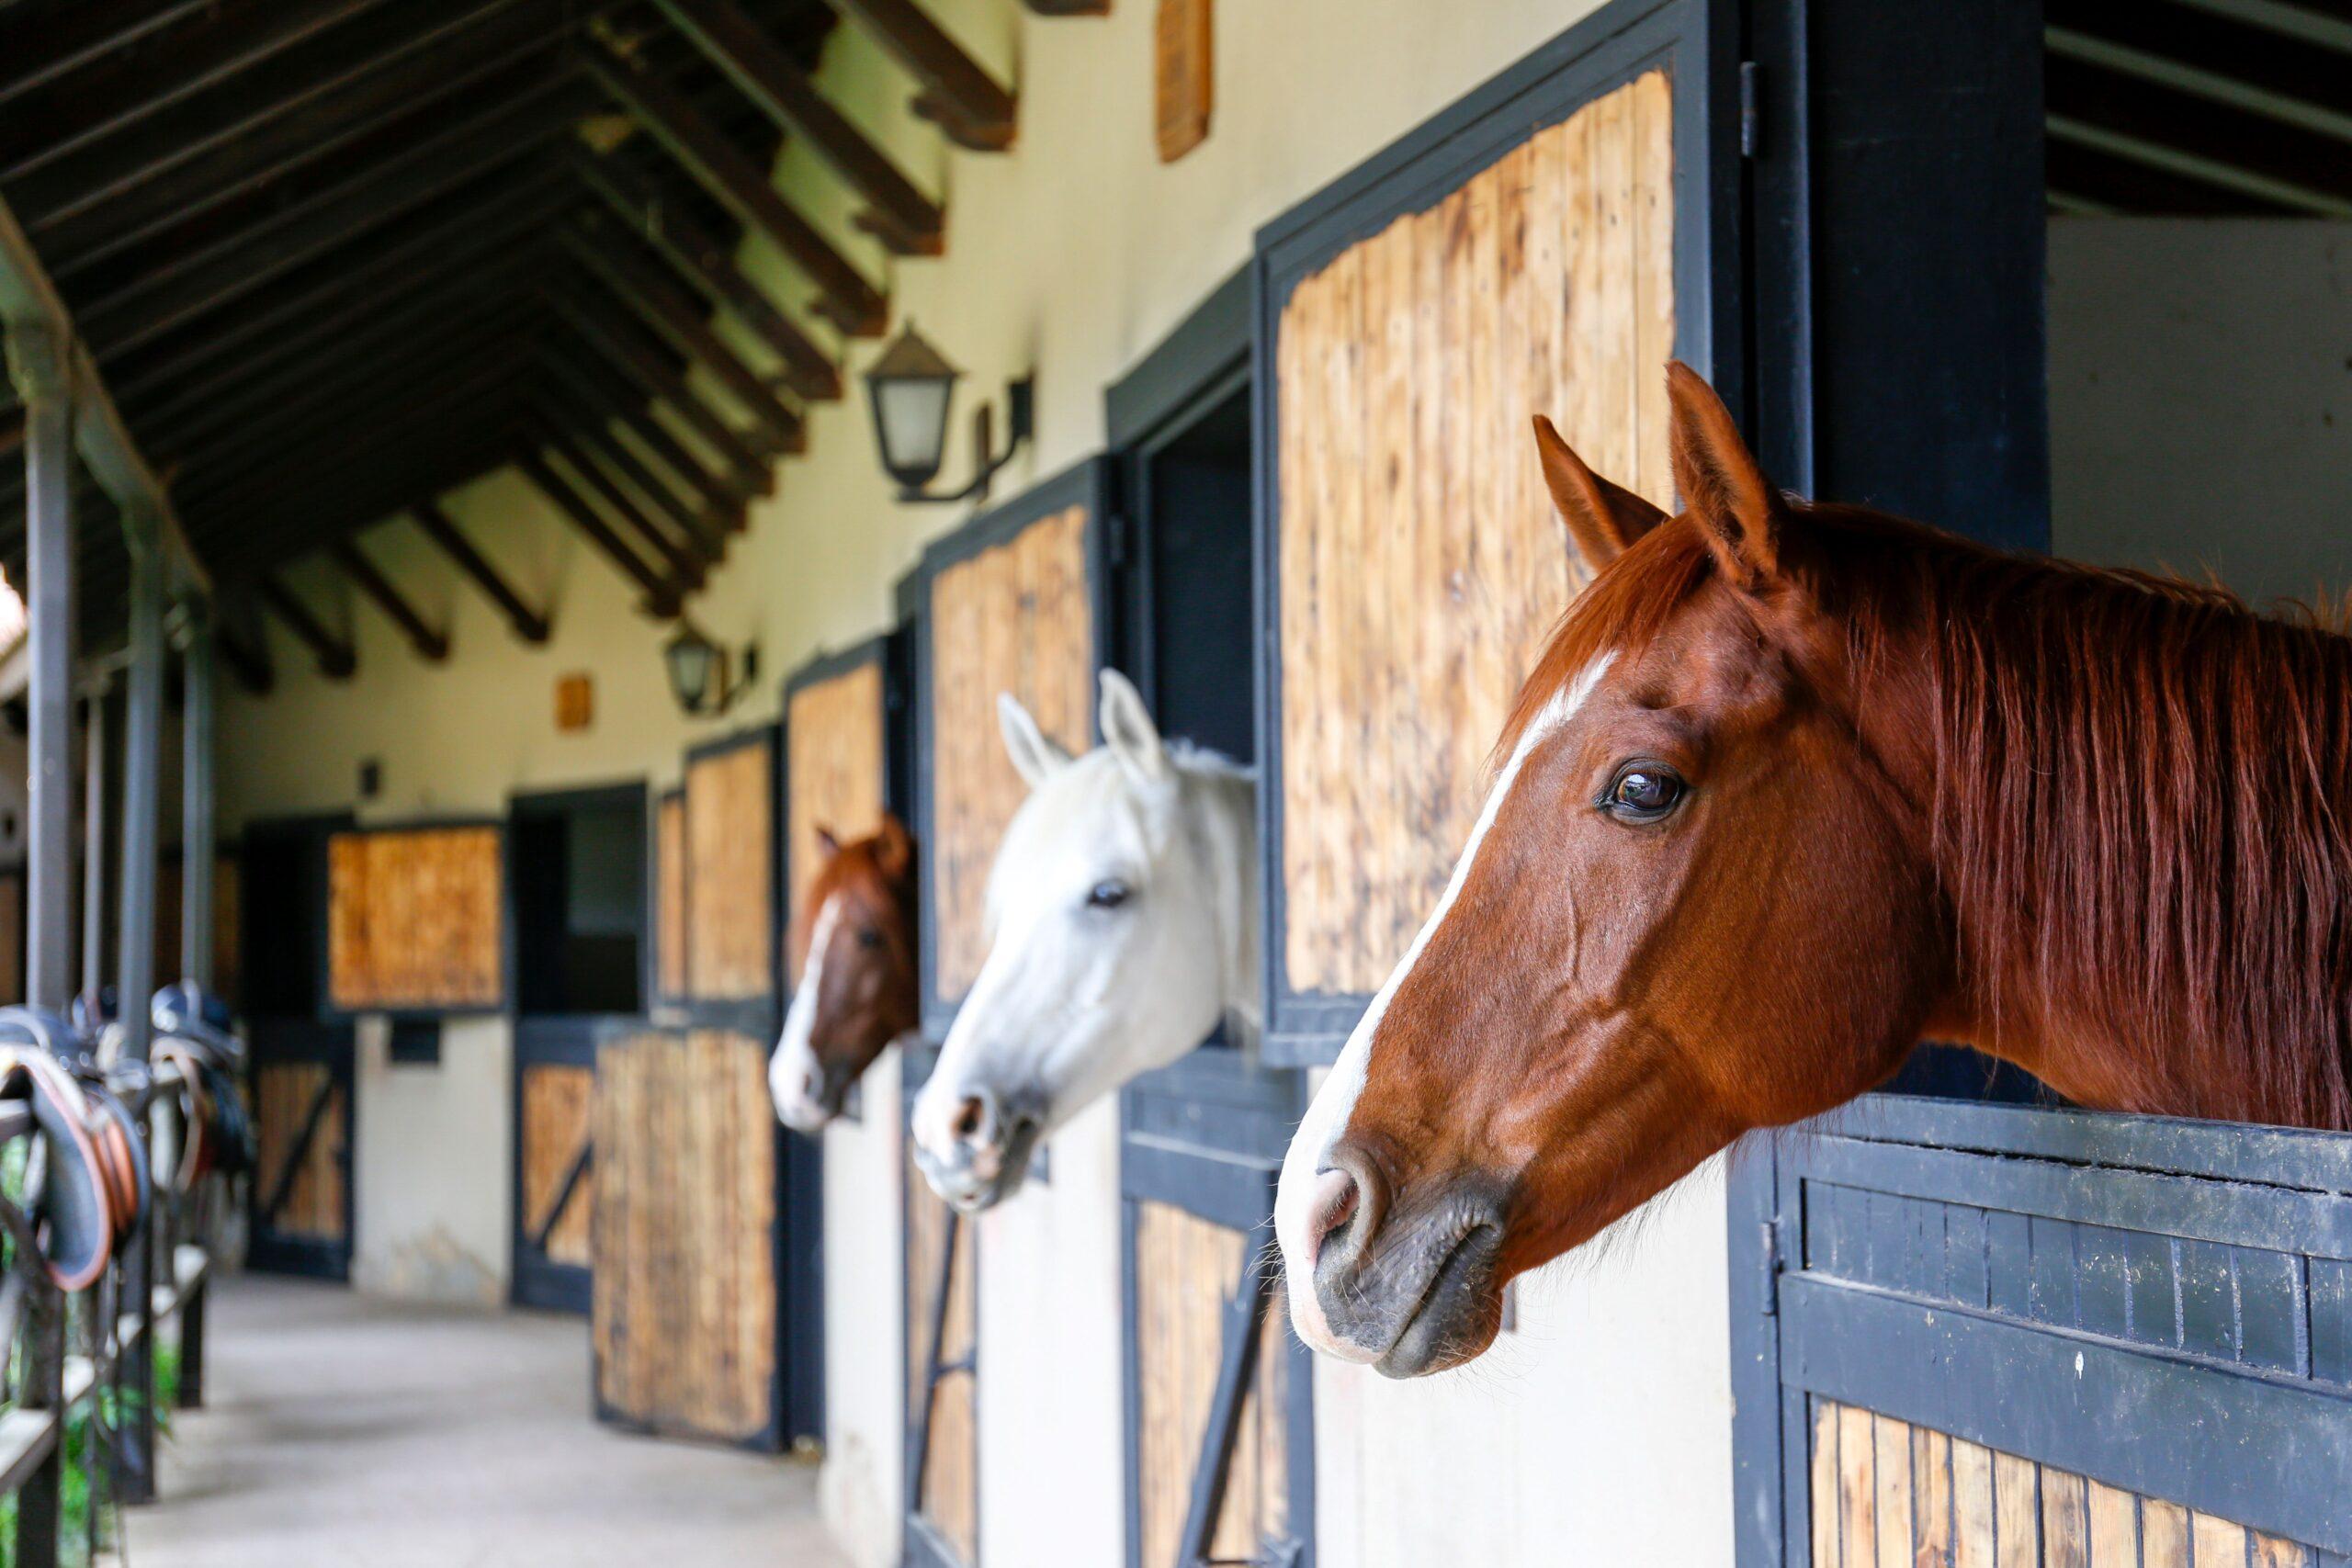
1276, 362, 2352, 1378
769, 815, 921, 1134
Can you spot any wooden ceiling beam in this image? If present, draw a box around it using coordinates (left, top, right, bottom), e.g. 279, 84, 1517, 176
2047, 55, 2352, 212
122, 247, 543, 443
2045, 0, 2352, 123
531, 383, 729, 556
819, 0, 1016, 151
107, 167, 564, 403
257, 574, 357, 680
0, 0, 415, 187
209, 431, 521, 579
331, 538, 449, 662
79, 77, 582, 361
546, 279, 783, 486
36, 11, 566, 276
538, 333, 754, 517
215, 608, 276, 695
584, 35, 888, 336
515, 448, 684, 617
533, 355, 744, 536
0, 0, 226, 107
528, 414, 711, 589
652, 0, 944, 254
410, 502, 551, 645
2044, 137, 2290, 216
570, 146, 842, 399
559, 220, 806, 452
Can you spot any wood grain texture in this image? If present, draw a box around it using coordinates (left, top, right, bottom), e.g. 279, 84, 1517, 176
907, 1143, 978, 1563
1134, 1201, 1289, 1568
927, 502, 1094, 998
1154, 0, 1212, 162
685, 739, 775, 1001
255, 1062, 345, 1240
656, 793, 687, 999
1809, 1400, 2324, 1567
520, 1062, 595, 1266
1274, 69, 1677, 995
327, 826, 503, 1010
591, 1028, 777, 1444
786, 660, 886, 982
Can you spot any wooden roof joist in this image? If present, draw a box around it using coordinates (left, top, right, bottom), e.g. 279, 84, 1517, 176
256, 573, 356, 680
530, 379, 733, 554
586, 33, 888, 336
0, 0, 230, 107
532, 358, 745, 537
530, 416, 714, 590
537, 334, 761, 513
410, 502, 551, 646
653, 0, 944, 254
331, 538, 449, 663
821, 0, 1017, 151
548, 280, 786, 484
36, 15, 571, 277
78, 83, 584, 360
516, 448, 687, 617
571, 147, 843, 400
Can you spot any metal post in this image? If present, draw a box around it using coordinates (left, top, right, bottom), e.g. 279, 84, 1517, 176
7, 322, 74, 1013
117, 510, 163, 1061
115, 507, 164, 1504
180, 614, 216, 988
80, 689, 107, 1015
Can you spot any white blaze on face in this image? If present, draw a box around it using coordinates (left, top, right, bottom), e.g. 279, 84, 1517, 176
1274, 654, 1614, 1359
770, 893, 842, 1134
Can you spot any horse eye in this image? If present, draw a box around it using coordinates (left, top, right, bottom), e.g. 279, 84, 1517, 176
1086, 880, 1132, 910
1605, 764, 1685, 819
855, 926, 885, 952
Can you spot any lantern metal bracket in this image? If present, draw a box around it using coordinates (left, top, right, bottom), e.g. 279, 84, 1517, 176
896, 377, 1034, 505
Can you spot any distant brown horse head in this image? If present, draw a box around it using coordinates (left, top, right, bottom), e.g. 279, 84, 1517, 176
1276, 362, 2352, 1377
770, 814, 919, 1134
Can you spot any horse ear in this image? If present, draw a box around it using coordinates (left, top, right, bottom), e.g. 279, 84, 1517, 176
1098, 668, 1169, 785
1533, 415, 1665, 570
997, 692, 1072, 789
874, 814, 913, 882
1666, 360, 1781, 588
815, 825, 842, 858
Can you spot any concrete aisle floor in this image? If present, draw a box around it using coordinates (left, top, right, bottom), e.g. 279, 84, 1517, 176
122, 1273, 846, 1568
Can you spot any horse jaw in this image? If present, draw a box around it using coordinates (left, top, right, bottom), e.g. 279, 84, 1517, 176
770, 895, 841, 1134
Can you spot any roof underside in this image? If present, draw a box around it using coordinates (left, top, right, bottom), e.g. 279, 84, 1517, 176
0, 0, 843, 639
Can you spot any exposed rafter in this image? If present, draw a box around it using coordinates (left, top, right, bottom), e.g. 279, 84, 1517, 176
411, 502, 552, 645
819, 0, 1017, 151
257, 574, 357, 680
332, 539, 450, 662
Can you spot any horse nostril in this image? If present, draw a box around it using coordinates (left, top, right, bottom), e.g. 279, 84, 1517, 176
951, 1094, 989, 1142
1311, 1141, 1388, 1273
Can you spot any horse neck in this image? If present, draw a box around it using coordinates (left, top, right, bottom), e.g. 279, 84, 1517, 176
1840, 543, 2352, 1129
1174, 756, 1262, 1047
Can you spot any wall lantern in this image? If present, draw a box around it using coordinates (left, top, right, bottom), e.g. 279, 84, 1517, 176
663, 621, 758, 717
864, 320, 1033, 504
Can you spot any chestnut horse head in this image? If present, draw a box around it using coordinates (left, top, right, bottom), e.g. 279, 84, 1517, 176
769, 814, 920, 1134
1277, 362, 2352, 1377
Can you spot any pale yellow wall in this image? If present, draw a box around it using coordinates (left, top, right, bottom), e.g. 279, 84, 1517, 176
214, 4, 1744, 1565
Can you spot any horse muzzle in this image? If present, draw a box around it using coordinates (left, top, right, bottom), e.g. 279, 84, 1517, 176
1299, 1147, 1510, 1377
910, 1087, 1046, 1213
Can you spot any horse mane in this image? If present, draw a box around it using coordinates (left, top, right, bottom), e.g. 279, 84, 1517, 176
1500, 506, 2352, 1130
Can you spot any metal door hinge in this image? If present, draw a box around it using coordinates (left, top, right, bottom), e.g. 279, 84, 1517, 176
1739, 61, 1763, 158
1759, 1217, 1782, 1315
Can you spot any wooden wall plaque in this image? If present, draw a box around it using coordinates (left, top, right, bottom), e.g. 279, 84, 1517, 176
1155, 0, 1213, 163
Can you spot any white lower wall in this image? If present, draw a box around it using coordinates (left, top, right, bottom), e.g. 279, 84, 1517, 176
974, 1096, 1127, 1568
349, 1013, 512, 1306
820, 1048, 909, 1568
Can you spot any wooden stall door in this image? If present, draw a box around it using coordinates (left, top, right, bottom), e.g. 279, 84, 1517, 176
917, 464, 1105, 1031
905, 1065, 978, 1568
593, 1027, 780, 1443
327, 824, 504, 1012
247, 1019, 356, 1280
1123, 1056, 1312, 1568
1255, 2, 1712, 1060
786, 653, 888, 970
512, 1019, 600, 1314
1765, 1099, 2352, 1566
653, 788, 688, 1012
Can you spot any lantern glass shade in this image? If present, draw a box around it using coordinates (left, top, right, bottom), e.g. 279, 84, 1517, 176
864, 322, 963, 491
663, 626, 721, 716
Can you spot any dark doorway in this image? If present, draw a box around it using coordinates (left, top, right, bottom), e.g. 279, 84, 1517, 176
510, 784, 648, 1018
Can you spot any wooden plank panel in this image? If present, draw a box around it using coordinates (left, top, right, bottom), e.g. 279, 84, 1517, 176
1812, 1402, 2329, 1568
786, 659, 887, 979
927, 502, 1093, 998
592, 1028, 776, 1444
656, 793, 687, 999
521, 1063, 595, 1266
685, 739, 775, 1000
255, 1062, 345, 1242
1275, 70, 1674, 995
327, 826, 503, 1010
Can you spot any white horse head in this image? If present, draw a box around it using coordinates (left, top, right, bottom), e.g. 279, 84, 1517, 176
910, 668, 1258, 1212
